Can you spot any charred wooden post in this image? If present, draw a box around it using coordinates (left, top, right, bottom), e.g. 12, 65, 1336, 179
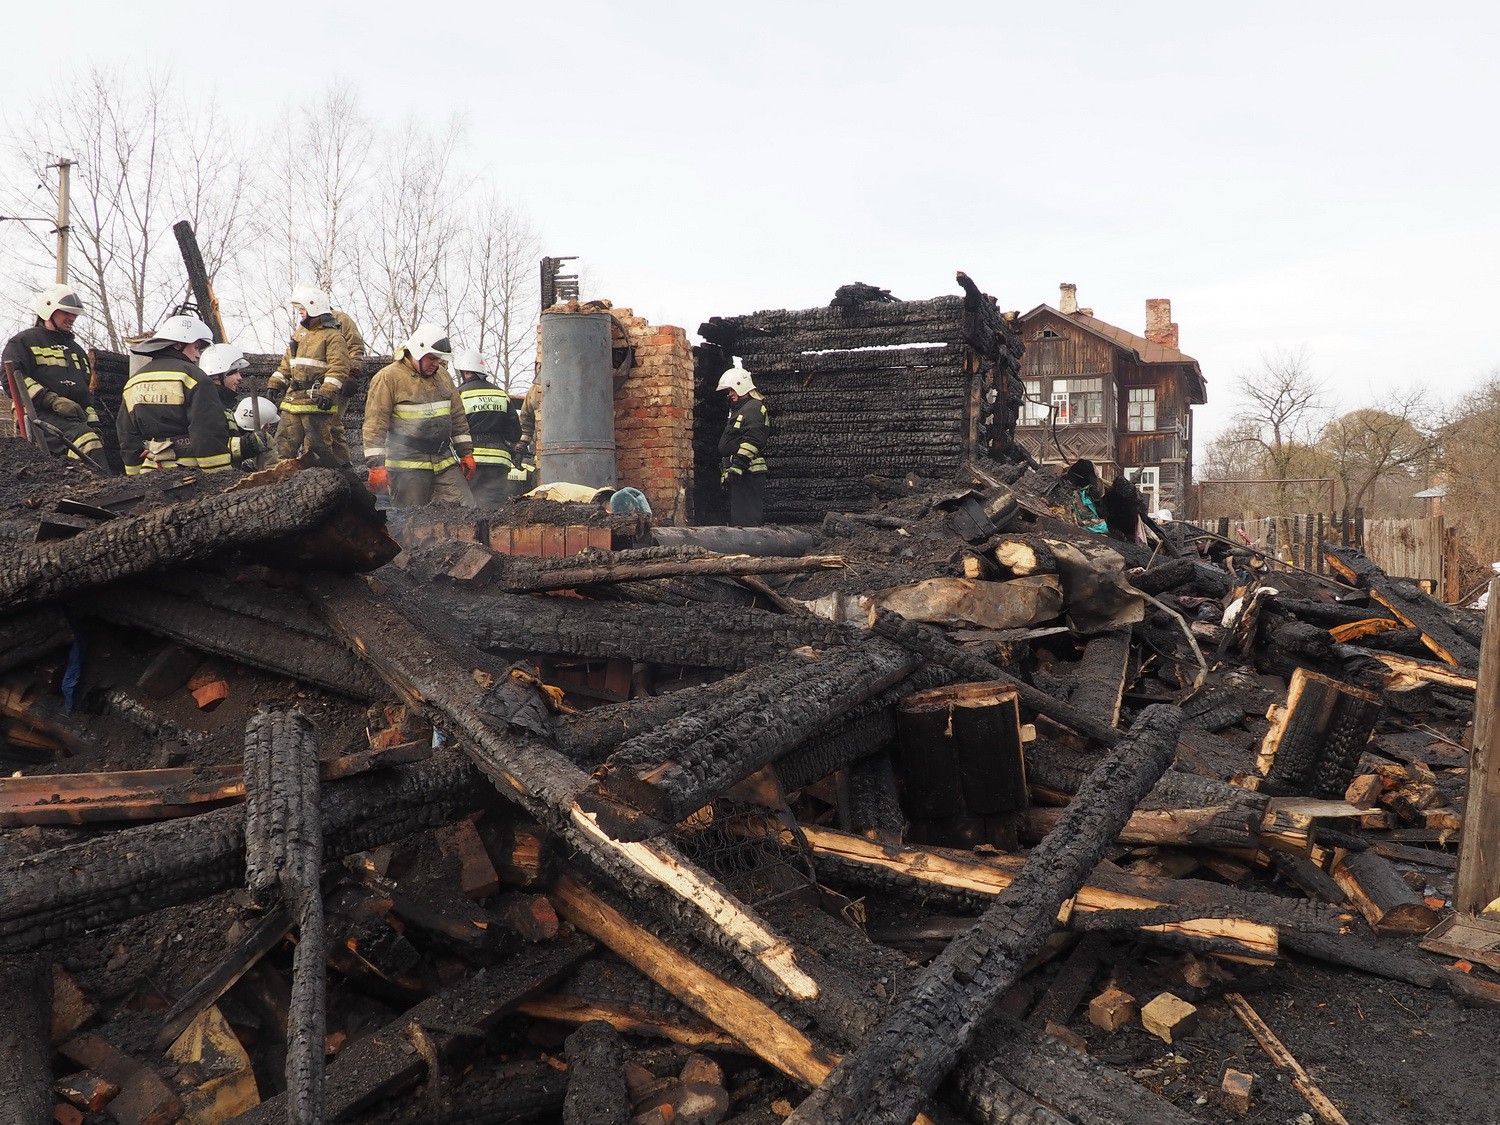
0, 469, 380, 613
72, 585, 387, 701
237, 936, 594, 1123
1324, 544, 1480, 667
442, 586, 855, 669
0, 960, 50, 1123
591, 642, 920, 826
846, 753, 907, 840
1457, 577, 1500, 913
494, 546, 846, 593
1257, 669, 1382, 798
0, 753, 491, 954
785, 706, 1181, 1125
1333, 850, 1441, 934
870, 607, 1125, 747
563, 1020, 631, 1125
0, 607, 73, 675
244, 710, 326, 1123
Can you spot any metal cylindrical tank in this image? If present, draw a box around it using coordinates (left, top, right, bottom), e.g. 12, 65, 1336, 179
538, 312, 616, 488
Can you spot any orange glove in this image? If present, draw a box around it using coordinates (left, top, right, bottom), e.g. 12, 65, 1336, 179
460, 455, 477, 480
367, 465, 390, 494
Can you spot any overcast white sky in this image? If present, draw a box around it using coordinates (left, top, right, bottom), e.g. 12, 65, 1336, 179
5, 1, 1497, 444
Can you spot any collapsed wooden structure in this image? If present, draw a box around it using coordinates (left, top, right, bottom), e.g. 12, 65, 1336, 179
0, 438, 1492, 1123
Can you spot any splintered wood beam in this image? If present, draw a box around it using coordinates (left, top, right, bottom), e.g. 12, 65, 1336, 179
1324, 544, 1478, 667
798, 823, 1279, 960
1019, 803, 1266, 851
1334, 646, 1478, 692
515, 994, 744, 1051
785, 706, 1182, 1125
1328, 618, 1403, 643
305, 574, 826, 1006
590, 642, 920, 826
1224, 992, 1349, 1125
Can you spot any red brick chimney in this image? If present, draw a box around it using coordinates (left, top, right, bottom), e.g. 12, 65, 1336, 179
1059, 283, 1078, 315
1144, 298, 1178, 349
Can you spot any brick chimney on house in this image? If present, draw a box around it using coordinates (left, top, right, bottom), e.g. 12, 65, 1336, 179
1059, 283, 1078, 315
1145, 298, 1179, 349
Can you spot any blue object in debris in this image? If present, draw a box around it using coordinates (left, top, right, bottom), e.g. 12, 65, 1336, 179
609, 486, 653, 516
62, 632, 89, 713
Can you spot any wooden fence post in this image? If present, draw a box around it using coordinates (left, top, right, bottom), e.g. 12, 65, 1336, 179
1456, 577, 1500, 913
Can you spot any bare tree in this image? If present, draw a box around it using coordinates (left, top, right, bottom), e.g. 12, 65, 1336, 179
1438, 371, 1500, 578
1319, 391, 1437, 515
453, 193, 539, 392
1230, 345, 1331, 513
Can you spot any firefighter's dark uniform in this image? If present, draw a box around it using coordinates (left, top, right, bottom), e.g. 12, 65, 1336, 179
116, 353, 232, 475
457, 373, 521, 506
718, 390, 770, 527
364, 357, 475, 508
269, 314, 350, 467
2, 323, 105, 463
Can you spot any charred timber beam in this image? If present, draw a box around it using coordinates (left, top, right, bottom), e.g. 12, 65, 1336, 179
0, 960, 50, 1124
1324, 544, 1479, 666
446, 587, 855, 670
591, 642, 921, 826
0, 752, 491, 954
238, 936, 594, 1123
702, 295, 966, 337
0, 468, 359, 612
0, 607, 73, 674
70, 584, 386, 701
785, 706, 1181, 1125
556, 668, 765, 765
306, 574, 831, 1006
651, 526, 824, 557
496, 550, 845, 593
870, 607, 1124, 748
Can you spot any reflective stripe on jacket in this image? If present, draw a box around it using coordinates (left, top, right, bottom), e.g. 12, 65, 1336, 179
117, 353, 232, 475
363, 359, 474, 472
273, 317, 350, 412
718, 391, 770, 472
458, 375, 519, 467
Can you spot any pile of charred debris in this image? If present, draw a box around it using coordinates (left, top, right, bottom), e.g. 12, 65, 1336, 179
0, 441, 1495, 1125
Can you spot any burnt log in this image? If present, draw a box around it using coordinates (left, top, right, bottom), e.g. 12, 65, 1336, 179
440, 586, 854, 670
847, 753, 906, 839
556, 669, 761, 765
1127, 557, 1199, 596
306, 573, 832, 1007
652, 525, 823, 556
870, 607, 1124, 747
591, 642, 920, 825
1257, 668, 1383, 798
785, 706, 1181, 1125
0, 752, 491, 954
1324, 544, 1480, 666
0, 607, 73, 675
0, 468, 381, 613
563, 1020, 631, 1125
895, 681, 1027, 824
0, 960, 50, 1124
496, 547, 844, 593
237, 936, 594, 1123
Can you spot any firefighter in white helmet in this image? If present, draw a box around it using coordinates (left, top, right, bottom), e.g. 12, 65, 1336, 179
117, 314, 232, 475
3, 285, 107, 466
267, 285, 350, 467
453, 348, 521, 506
715, 359, 770, 526
363, 323, 476, 507
199, 343, 275, 470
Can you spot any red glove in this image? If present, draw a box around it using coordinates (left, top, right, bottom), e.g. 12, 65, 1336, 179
367, 465, 390, 494
460, 455, 477, 480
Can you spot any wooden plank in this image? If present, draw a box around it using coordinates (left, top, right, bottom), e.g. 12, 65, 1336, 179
1457, 577, 1500, 913
1224, 992, 1349, 1124
1420, 913, 1500, 973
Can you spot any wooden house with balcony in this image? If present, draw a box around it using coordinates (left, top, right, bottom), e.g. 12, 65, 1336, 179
1015, 284, 1207, 514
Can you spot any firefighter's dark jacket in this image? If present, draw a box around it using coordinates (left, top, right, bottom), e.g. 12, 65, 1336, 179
3, 323, 95, 414
717, 391, 770, 471
458, 375, 520, 467
117, 352, 232, 474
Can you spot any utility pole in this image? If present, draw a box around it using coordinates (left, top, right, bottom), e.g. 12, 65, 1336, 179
51, 158, 72, 284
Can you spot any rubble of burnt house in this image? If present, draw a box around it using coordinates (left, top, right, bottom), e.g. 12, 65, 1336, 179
0, 271, 1497, 1124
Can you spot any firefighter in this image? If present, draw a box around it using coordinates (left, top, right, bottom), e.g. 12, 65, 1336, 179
117, 314, 231, 475
716, 360, 770, 526
2, 284, 106, 465
454, 348, 522, 506
328, 300, 366, 466
364, 323, 476, 508
267, 286, 350, 467
199, 343, 274, 470
514, 381, 541, 483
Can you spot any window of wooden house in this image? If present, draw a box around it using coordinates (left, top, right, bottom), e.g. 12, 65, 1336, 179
1051, 378, 1103, 425
1127, 386, 1157, 431
1034, 328, 1061, 339
1020, 379, 1049, 424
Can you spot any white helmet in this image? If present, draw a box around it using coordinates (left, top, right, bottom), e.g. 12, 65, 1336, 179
134, 314, 215, 354
452, 347, 489, 376
199, 343, 250, 379
34, 284, 84, 322
397, 322, 453, 363
290, 284, 332, 320
234, 396, 280, 431
715, 360, 755, 397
